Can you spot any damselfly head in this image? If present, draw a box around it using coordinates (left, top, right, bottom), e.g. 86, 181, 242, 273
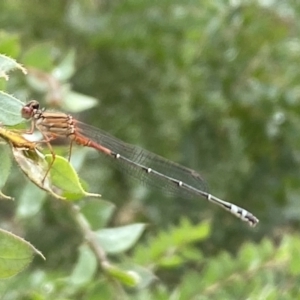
21, 100, 40, 119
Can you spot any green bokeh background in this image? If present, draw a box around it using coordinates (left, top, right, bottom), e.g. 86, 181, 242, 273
1, 0, 300, 299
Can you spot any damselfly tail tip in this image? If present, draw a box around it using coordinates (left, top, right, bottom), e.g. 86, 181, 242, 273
247, 215, 259, 227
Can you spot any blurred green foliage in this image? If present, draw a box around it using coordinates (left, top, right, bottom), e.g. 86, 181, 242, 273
1, 0, 300, 298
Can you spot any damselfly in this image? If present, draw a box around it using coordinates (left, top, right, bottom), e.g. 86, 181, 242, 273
21, 100, 259, 227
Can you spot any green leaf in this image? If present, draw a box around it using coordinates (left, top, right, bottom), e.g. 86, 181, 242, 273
158, 255, 184, 268
68, 244, 97, 287
0, 77, 6, 91
0, 228, 45, 279
69, 147, 91, 171
25, 71, 50, 93
0, 144, 12, 197
285, 236, 300, 276
62, 89, 99, 113
80, 199, 116, 230
0, 145, 11, 187
0, 53, 26, 80
0, 92, 24, 125
118, 263, 157, 289
52, 49, 76, 81
94, 223, 146, 254
12, 147, 65, 200
16, 182, 46, 219
22, 43, 54, 70
45, 154, 101, 200
0, 31, 21, 57
133, 219, 210, 266
104, 264, 140, 287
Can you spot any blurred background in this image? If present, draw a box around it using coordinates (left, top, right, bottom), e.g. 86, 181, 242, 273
1, 0, 300, 299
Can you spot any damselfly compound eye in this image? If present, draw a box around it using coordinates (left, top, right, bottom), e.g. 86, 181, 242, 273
27, 100, 40, 110
21, 100, 40, 119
